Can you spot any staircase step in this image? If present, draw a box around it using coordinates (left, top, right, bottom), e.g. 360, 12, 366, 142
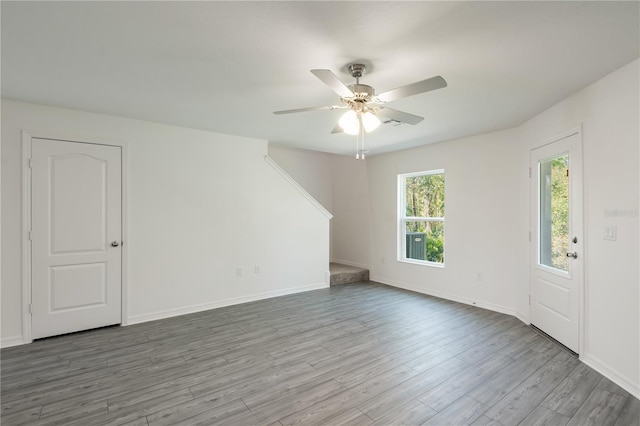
330, 263, 370, 286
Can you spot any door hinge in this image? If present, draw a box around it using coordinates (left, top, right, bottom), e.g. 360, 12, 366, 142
27, 158, 32, 169
27, 231, 32, 241
528, 295, 531, 306
566, 169, 569, 177
28, 303, 32, 314
528, 231, 531, 242
529, 167, 531, 178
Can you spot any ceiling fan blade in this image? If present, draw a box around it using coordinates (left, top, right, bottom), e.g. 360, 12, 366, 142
331, 123, 343, 134
377, 76, 447, 103
377, 107, 424, 125
273, 105, 344, 115
310, 69, 354, 98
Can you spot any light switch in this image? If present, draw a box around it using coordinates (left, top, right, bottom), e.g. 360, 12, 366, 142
604, 225, 617, 241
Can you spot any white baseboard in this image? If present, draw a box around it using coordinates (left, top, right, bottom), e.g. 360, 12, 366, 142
581, 353, 640, 399
330, 258, 371, 270
515, 311, 530, 325
127, 282, 328, 325
1, 335, 26, 348
371, 275, 517, 317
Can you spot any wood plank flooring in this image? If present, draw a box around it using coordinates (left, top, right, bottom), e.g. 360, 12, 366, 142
2, 282, 638, 426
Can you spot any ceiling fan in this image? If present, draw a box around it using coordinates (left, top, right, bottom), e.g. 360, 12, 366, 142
274, 63, 447, 138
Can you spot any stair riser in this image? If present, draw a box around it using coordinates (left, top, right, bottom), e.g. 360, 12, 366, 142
330, 270, 370, 286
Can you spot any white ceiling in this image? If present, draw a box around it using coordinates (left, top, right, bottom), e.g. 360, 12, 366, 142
2, 1, 638, 156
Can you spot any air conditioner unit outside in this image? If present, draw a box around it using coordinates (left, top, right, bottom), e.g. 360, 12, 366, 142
406, 232, 426, 260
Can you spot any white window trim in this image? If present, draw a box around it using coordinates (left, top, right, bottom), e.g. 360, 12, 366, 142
397, 169, 445, 267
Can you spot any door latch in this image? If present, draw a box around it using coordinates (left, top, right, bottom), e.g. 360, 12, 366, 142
566, 252, 578, 259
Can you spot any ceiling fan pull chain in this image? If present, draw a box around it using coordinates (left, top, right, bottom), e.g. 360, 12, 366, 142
361, 115, 366, 160
355, 114, 359, 159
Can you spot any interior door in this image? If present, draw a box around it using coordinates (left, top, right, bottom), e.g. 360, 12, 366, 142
31, 138, 122, 339
530, 131, 583, 353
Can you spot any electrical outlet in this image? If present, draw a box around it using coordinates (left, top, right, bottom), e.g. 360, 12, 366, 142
236, 267, 243, 277
254, 265, 260, 274
475, 272, 483, 282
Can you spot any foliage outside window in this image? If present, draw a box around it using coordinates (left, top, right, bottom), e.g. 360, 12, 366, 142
399, 170, 445, 265
539, 154, 569, 272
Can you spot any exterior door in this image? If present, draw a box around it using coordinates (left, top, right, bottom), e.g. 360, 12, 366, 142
31, 138, 122, 339
530, 131, 583, 353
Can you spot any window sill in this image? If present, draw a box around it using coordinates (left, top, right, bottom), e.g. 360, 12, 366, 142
398, 258, 445, 268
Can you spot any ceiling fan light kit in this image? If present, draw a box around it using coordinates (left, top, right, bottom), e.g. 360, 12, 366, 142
274, 63, 447, 159
362, 111, 381, 133
338, 110, 360, 135
337, 104, 381, 136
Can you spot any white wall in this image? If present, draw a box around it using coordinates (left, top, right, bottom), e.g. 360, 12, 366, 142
1, 100, 330, 345
267, 145, 374, 268
364, 128, 523, 315
330, 156, 372, 268
268, 145, 335, 259
519, 59, 639, 396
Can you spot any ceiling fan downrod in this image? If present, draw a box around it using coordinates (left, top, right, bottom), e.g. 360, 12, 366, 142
345, 64, 375, 103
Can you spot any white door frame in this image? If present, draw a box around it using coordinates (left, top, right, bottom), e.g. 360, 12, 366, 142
21, 130, 129, 344
529, 126, 585, 356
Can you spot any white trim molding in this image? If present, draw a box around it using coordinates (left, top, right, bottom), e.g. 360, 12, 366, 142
1, 335, 26, 349
21, 132, 33, 344
127, 282, 328, 325
20, 130, 129, 343
330, 258, 371, 271
371, 275, 517, 317
264, 155, 333, 219
581, 353, 640, 399
529, 125, 585, 357
515, 311, 530, 325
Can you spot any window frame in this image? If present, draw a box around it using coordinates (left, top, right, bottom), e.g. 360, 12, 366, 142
397, 169, 445, 267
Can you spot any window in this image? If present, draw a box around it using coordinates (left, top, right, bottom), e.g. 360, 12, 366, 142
398, 170, 445, 266
539, 154, 569, 272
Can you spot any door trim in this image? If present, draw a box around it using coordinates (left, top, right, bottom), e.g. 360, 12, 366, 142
21, 130, 129, 344
529, 125, 585, 357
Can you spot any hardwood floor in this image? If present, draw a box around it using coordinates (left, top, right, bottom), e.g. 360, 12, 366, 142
2, 282, 638, 426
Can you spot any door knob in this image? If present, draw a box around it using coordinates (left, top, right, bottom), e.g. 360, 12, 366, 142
566, 252, 577, 259
111, 241, 120, 247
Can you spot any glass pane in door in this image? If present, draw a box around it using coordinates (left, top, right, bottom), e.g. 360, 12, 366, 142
539, 154, 569, 272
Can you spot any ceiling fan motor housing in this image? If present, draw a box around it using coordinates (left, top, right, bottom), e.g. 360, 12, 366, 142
348, 63, 366, 78
347, 84, 375, 100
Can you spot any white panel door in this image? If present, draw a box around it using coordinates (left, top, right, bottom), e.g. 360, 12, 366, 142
31, 138, 122, 339
530, 131, 583, 353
